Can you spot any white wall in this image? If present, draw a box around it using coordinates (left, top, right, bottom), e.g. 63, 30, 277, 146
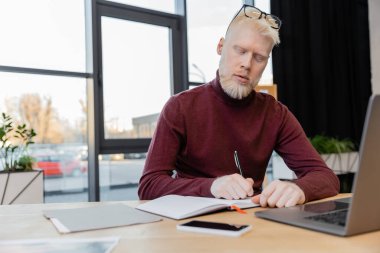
369, 0, 380, 94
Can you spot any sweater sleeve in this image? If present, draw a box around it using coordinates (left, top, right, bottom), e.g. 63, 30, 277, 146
138, 96, 215, 200
274, 105, 340, 202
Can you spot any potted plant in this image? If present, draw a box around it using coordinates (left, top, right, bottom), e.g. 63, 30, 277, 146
309, 134, 358, 193
0, 113, 43, 204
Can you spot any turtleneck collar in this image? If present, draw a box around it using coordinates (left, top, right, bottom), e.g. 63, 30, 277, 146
210, 70, 255, 107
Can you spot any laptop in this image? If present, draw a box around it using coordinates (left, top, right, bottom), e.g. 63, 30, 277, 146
255, 94, 380, 236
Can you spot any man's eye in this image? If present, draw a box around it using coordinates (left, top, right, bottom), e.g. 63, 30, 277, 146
255, 55, 266, 62
235, 48, 245, 55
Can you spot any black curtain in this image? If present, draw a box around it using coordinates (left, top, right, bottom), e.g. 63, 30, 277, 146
270, 0, 372, 146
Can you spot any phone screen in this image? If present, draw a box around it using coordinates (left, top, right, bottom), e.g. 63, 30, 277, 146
181, 220, 249, 231
177, 220, 252, 237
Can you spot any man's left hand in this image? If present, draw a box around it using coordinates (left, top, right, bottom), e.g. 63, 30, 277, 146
251, 180, 305, 208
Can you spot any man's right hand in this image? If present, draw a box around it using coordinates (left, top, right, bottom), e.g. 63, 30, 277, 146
210, 174, 254, 200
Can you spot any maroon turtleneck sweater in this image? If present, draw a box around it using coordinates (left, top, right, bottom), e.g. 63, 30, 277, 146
138, 76, 339, 201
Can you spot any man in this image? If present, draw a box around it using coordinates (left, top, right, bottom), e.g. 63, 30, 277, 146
138, 5, 339, 208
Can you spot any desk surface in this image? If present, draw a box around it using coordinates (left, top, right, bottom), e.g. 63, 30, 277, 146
0, 194, 379, 253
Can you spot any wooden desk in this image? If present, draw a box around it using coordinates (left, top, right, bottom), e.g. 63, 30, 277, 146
0, 194, 379, 253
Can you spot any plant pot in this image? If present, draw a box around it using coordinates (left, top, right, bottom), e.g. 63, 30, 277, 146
0, 169, 44, 205
270, 152, 358, 193
321, 152, 359, 174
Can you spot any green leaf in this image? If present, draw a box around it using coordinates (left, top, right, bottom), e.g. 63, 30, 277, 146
309, 134, 356, 154
0, 112, 37, 172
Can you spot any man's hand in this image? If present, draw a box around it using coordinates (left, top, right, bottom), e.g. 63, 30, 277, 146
211, 174, 254, 200
252, 180, 305, 208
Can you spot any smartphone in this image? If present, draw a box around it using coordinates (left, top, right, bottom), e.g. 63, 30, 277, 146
176, 220, 252, 237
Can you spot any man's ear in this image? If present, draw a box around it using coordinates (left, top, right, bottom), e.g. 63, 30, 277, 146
217, 37, 224, 55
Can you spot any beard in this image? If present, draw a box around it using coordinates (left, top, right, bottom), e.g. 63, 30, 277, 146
220, 78, 254, 100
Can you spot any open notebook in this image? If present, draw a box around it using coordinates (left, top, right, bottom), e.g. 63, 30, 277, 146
136, 194, 259, 220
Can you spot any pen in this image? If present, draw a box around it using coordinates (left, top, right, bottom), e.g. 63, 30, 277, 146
233, 150, 244, 177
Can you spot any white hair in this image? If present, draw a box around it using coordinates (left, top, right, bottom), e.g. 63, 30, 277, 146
226, 14, 280, 46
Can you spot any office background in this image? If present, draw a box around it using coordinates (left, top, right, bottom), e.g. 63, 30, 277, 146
0, 0, 379, 204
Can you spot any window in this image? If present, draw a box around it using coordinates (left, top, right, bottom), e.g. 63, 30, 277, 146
0, 0, 86, 72
1, 0, 275, 203
187, 0, 243, 83
101, 17, 171, 139
187, 0, 275, 85
0, 0, 88, 203
99, 153, 146, 201
0, 72, 88, 203
96, 2, 183, 200
254, 0, 273, 84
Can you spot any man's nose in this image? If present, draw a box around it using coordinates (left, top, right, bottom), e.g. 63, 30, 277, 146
240, 55, 252, 70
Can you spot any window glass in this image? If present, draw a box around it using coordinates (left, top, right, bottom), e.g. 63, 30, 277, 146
187, 0, 242, 83
101, 17, 171, 139
99, 153, 146, 201
0, 72, 88, 203
254, 0, 273, 84
106, 0, 175, 14
0, 0, 86, 72
187, 0, 275, 85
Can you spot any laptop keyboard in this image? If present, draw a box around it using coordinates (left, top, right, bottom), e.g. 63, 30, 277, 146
305, 209, 348, 226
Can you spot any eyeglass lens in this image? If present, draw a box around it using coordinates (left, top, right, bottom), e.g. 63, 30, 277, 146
244, 6, 281, 29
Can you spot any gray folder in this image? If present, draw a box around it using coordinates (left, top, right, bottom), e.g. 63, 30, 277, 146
43, 203, 162, 233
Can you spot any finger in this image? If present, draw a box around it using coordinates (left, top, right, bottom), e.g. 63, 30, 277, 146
260, 192, 268, 207
235, 178, 254, 198
275, 187, 293, 208
219, 186, 234, 200
234, 181, 252, 199
245, 178, 254, 196
216, 188, 226, 199
266, 188, 284, 208
266, 182, 287, 207
231, 176, 254, 199
246, 178, 254, 184
285, 192, 301, 207
222, 191, 233, 200
247, 187, 254, 197
268, 181, 292, 207
259, 181, 278, 207
227, 184, 240, 200
234, 185, 250, 199
251, 194, 260, 204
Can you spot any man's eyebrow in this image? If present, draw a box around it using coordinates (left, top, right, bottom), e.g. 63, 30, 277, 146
233, 45, 251, 53
233, 45, 244, 50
